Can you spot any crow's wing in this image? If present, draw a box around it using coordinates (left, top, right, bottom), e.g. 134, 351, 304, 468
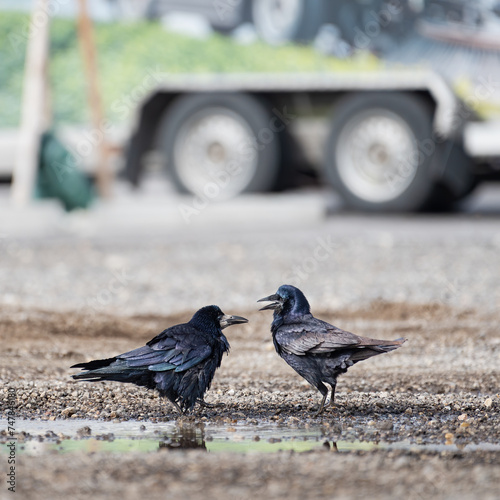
118, 323, 212, 373
275, 317, 363, 356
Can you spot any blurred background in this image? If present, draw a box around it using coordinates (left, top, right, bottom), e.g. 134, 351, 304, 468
2, 0, 500, 214
1, 0, 500, 315
2, 7, 500, 496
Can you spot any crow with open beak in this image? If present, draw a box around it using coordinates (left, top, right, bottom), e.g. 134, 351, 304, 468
259, 285, 405, 416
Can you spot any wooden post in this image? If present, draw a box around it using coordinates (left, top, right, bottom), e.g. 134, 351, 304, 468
77, 0, 112, 199
11, 0, 51, 207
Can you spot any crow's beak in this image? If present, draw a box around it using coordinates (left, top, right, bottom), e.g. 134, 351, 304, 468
257, 293, 282, 311
219, 314, 248, 329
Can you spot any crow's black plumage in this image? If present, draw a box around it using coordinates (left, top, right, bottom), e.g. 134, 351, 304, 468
71, 305, 247, 414
258, 285, 405, 415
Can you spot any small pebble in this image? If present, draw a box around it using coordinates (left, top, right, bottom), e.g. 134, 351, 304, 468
77, 426, 92, 437
61, 407, 76, 418
378, 421, 393, 431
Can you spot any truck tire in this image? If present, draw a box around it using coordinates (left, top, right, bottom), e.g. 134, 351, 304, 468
324, 92, 439, 212
157, 93, 281, 199
435, 140, 477, 203
418, 140, 478, 211
252, 0, 325, 45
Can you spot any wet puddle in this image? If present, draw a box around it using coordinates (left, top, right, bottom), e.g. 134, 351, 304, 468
1, 419, 499, 455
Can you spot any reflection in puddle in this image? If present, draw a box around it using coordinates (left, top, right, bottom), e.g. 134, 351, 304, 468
158, 425, 206, 451
2, 418, 500, 456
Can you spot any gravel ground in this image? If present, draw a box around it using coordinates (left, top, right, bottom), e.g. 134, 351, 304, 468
12, 448, 500, 500
1, 216, 500, 499
1, 301, 499, 500
1, 215, 500, 315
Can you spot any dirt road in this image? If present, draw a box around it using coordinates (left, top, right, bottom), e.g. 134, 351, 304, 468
1, 212, 500, 499
1, 300, 499, 500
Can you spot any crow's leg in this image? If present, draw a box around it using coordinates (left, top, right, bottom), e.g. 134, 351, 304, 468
196, 398, 222, 409
329, 381, 337, 407
314, 394, 328, 417
313, 383, 329, 417
170, 399, 183, 415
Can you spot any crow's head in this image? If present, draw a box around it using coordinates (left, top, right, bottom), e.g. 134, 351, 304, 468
258, 285, 311, 316
190, 305, 248, 333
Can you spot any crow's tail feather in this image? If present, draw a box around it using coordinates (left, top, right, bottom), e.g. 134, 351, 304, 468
70, 357, 117, 371
71, 357, 153, 388
358, 336, 406, 350
374, 337, 406, 352
349, 337, 406, 362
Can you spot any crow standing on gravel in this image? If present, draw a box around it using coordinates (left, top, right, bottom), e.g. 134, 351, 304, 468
258, 285, 405, 415
71, 305, 247, 414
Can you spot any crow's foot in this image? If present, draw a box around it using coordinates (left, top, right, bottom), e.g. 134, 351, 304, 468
196, 399, 222, 409
313, 394, 328, 417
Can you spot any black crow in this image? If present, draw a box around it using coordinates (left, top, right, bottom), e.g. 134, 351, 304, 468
71, 305, 247, 414
258, 285, 405, 415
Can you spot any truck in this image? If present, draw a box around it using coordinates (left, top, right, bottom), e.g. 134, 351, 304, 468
5, 0, 500, 212
123, 67, 500, 211
114, 0, 500, 212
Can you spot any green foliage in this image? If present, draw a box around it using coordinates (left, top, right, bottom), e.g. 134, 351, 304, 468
0, 13, 28, 128
0, 11, 380, 127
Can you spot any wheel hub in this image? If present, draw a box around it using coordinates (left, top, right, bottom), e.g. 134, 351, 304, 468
173, 108, 258, 199
336, 110, 419, 202
207, 141, 226, 164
